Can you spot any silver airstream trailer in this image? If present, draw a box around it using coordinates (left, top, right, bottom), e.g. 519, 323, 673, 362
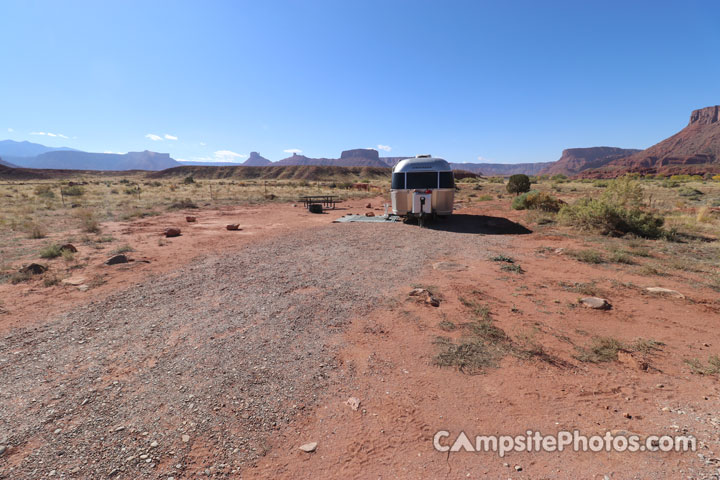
391, 155, 455, 226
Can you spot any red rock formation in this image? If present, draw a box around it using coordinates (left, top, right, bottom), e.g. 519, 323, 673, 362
581, 106, 720, 177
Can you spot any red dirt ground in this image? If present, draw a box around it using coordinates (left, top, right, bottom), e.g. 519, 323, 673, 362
2, 196, 719, 479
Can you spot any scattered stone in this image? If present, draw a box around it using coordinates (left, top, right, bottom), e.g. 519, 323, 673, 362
20, 263, 47, 275
164, 228, 182, 238
59, 243, 78, 253
78, 285, 89, 292
185, 216, 197, 223
432, 261, 467, 272
645, 287, 685, 299
656, 383, 665, 389
408, 288, 427, 296
0, 445, 6, 456
54, 428, 62, 434
226, 224, 241, 231
514, 465, 523, 471
366, 203, 372, 208
554, 248, 565, 254
150, 440, 159, 448
579, 297, 612, 310
62, 276, 86, 286
345, 397, 360, 411
299, 442, 317, 453
623, 412, 632, 419
106, 254, 129, 266
365, 212, 375, 217
425, 296, 440, 307
182, 434, 190, 443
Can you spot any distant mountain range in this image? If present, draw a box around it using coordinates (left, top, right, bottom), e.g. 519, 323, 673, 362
3, 106, 720, 177
0, 140, 178, 171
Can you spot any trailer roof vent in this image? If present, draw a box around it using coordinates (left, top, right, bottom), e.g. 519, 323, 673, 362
415, 154, 432, 158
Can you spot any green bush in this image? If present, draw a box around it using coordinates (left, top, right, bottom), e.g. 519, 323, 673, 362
558, 198, 664, 238
511, 190, 564, 212
61, 185, 85, 196
183, 176, 195, 184
602, 175, 644, 208
39, 244, 62, 259
678, 187, 703, 197
34, 184, 56, 199
506, 174, 531, 196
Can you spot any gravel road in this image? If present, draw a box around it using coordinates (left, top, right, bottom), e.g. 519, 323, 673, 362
0, 221, 510, 478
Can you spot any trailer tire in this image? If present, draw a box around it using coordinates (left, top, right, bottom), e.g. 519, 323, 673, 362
308, 203, 323, 214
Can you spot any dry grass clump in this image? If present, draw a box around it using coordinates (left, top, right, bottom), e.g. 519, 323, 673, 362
74, 208, 101, 233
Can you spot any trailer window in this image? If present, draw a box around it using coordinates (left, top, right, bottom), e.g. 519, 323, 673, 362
391, 172, 405, 189
439, 171, 454, 188
406, 171, 438, 189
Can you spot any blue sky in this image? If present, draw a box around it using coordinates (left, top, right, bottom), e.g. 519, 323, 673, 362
1, 0, 719, 164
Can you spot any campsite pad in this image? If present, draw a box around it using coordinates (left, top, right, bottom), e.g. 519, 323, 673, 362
333, 214, 401, 223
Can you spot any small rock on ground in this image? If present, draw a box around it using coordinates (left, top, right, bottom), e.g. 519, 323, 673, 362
299, 442, 317, 453
106, 254, 129, 266
164, 228, 182, 237
646, 287, 684, 299
432, 261, 467, 272
580, 297, 611, 310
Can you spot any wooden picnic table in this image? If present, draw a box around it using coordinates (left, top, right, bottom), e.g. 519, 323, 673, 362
299, 195, 339, 209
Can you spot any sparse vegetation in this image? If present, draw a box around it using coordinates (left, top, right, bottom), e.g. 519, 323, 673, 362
685, 355, 720, 375
511, 190, 564, 212
566, 249, 605, 264
574, 337, 625, 363
75, 208, 101, 233
39, 244, 63, 259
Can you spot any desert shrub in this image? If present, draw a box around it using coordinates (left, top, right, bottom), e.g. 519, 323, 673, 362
22, 220, 47, 239
677, 187, 703, 197
506, 174, 531, 196
593, 180, 609, 188
575, 337, 625, 363
34, 184, 55, 199
550, 174, 568, 182
169, 198, 198, 209
602, 176, 644, 208
487, 176, 504, 184
558, 198, 664, 238
75, 208, 101, 233
61, 185, 85, 196
567, 249, 605, 264
712, 174, 720, 182
10, 271, 32, 284
39, 244, 62, 259
685, 355, 720, 375
183, 176, 195, 184
490, 254, 515, 263
511, 190, 564, 212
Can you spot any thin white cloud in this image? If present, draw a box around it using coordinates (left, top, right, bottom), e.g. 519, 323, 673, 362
31, 131, 68, 139
213, 150, 247, 162
199, 142, 207, 146
477, 156, 487, 162
164, 134, 178, 140
7, 128, 13, 132
145, 133, 163, 141
377, 144, 392, 152
283, 148, 302, 154
104, 151, 126, 155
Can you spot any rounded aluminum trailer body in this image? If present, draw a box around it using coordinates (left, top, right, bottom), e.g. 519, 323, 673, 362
390, 156, 455, 217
